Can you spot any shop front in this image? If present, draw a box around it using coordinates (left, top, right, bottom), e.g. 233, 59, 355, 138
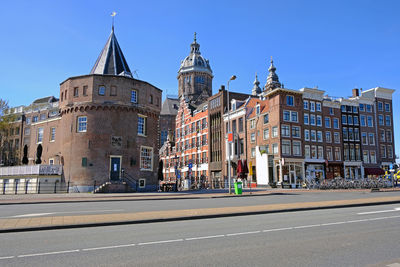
343, 161, 363, 179
276, 158, 305, 188
326, 163, 343, 179
304, 159, 326, 182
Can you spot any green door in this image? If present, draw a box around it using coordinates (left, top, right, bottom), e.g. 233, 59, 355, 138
110, 157, 121, 181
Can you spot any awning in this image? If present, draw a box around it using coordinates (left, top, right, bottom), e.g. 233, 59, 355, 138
364, 168, 385, 175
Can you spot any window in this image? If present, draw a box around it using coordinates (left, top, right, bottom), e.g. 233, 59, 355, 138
353, 106, 358, 113
82, 157, 87, 167
26, 117, 31, 125
342, 115, 347, 124
292, 126, 300, 138
77, 116, 87, 132
348, 128, 354, 141
83, 86, 88, 96
325, 131, 332, 143
311, 130, 316, 142
291, 111, 298, 122
385, 103, 390, 112
251, 132, 256, 143
304, 100, 309, 110
281, 125, 290, 137
363, 151, 369, 164
282, 140, 291, 155
366, 104, 372, 112
316, 116, 322, 126
361, 132, 367, 145
49, 158, 54, 165
334, 132, 340, 143
263, 114, 269, 124
250, 119, 256, 129
131, 90, 137, 103
343, 127, 348, 141
359, 104, 364, 111
367, 116, 373, 127
256, 105, 260, 115
378, 115, 384, 126
354, 128, 360, 141
272, 143, 278, 154
305, 145, 310, 158
341, 105, 346, 112
370, 151, 376, 163
33, 116, 38, 123
283, 110, 290, 121
360, 115, 366, 127
353, 116, 359, 125
286, 95, 294, 106
272, 126, 278, 137
293, 141, 301, 156
263, 128, 269, 140
378, 102, 383, 111
318, 146, 323, 159
329, 108, 334, 115
347, 115, 353, 125
304, 113, 309, 125
239, 117, 244, 132
386, 130, 392, 142
325, 117, 331, 128
232, 120, 237, 133
310, 114, 315, 125
25, 128, 30, 135
202, 118, 207, 129
344, 144, 349, 161
251, 148, 256, 158
40, 113, 46, 121
140, 146, 153, 170
138, 115, 146, 136
385, 115, 391, 126
316, 102, 321, 112
98, 86, 105, 95
327, 147, 333, 161
110, 86, 117, 96
37, 128, 43, 143
335, 147, 341, 161
347, 106, 353, 113
317, 131, 323, 142
311, 145, 317, 159
50, 127, 56, 141
333, 118, 339, 129
380, 129, 385, 142
74, 87, 79, 97
310, 101, 315, 112
368, 133, 375, 145
304, 129, 310, 141
380, 145, 386, 158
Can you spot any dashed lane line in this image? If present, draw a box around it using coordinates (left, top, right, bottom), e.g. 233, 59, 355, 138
1, 214, 399, 261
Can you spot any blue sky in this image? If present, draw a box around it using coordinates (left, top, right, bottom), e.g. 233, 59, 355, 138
0, 0, 399, 159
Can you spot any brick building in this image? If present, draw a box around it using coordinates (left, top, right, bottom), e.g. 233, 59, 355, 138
1, 28, 162, 192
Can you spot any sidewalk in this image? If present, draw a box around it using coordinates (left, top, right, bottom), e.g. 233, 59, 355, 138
1, 192, 400, 233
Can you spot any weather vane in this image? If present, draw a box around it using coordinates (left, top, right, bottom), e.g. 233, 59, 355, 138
111, 11, 117, 30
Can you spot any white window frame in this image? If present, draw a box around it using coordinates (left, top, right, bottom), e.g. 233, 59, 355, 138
282, 140, 291, 155
131, 90, 138, 103
304, 129, 310, 141
37, 127, 44, 143
281, 124, 290, 137
138, 115, 147, 136
140, 146, 153, 171
77, 116, 87, 133
50, 127, 56, 142
293, 141, 301, 156
304, 100, 309, 110
304, 113, 309, 125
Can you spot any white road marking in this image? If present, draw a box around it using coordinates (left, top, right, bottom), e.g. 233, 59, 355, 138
357, 207, 400, 215
17, 249, 80, 258
1, 214, 399, 261
387, 263, 400, 267
138, 239, 184, 245
82, 244, 135, 251
226, 231, 260, 236
0, 256, 15, 260
9, 209, 124, 218
185, 235, 225, 240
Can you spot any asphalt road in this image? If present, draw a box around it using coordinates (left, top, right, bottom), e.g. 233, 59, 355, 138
1, 204, 400, 266
1, 191, 400, 218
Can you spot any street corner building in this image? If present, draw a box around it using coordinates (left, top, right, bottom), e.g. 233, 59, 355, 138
1, 27, 162, 192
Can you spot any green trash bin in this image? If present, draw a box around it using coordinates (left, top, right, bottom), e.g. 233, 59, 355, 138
234, 182, 242, 195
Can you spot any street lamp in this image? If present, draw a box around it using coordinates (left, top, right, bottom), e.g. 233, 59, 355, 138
227, 75, 236, 194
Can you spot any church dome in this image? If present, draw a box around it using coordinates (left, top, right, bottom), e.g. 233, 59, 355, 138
178, 33, 212, 75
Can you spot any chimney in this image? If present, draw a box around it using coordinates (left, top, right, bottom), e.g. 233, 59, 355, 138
352, 88, 359, 97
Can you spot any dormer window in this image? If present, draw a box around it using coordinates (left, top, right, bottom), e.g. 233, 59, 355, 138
232, 101, 236, 111
256, 104, 260, 115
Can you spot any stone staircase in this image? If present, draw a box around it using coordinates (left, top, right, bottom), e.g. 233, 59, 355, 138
94, 181, 135, 193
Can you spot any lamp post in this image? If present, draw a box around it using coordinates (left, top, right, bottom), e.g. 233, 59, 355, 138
227, 75, 236, 194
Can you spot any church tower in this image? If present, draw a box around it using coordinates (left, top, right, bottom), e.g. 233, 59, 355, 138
177, 33, 213, 106
264, 57, 282, 92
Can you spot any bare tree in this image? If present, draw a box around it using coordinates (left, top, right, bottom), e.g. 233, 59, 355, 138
0, 99, 17, 166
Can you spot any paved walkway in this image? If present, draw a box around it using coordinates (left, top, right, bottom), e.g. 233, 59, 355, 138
1, 191, 400, 233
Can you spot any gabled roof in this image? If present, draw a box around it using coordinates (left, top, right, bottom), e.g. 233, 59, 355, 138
90, 28, 132, 78
160, 97, 179, 115
32, 96, 58, 104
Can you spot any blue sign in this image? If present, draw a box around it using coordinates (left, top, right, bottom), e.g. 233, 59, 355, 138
177, 173, 181, 179
188, 163, 193, 169
390, 164, 393, 170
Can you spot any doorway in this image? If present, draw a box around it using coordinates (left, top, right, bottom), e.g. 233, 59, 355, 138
110, 156, 122, 181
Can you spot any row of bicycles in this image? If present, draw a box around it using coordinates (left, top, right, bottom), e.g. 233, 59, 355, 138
302, 177, 396, 190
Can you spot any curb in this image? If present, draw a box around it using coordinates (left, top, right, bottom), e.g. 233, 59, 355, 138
1, 197, 400, 234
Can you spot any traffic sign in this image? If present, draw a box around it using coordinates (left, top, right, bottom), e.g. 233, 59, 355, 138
228, 132, 233, 143
188, 163, 193, 169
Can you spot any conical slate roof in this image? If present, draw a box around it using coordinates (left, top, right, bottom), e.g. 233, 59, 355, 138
90, 28, 132, 77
